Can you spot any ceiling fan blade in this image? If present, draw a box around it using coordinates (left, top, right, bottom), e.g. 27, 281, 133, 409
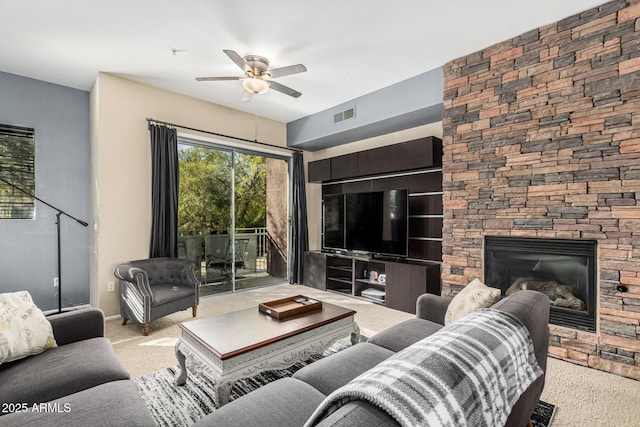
195, 76, 241, 81
269, 81, 302, 98
224, 49, 252, 73
241, 90, 253, 103
268, 64, 307, 79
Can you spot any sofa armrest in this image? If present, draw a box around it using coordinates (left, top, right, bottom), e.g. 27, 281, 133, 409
172, 260, 200, 302
492, 290, 550, 372
415, 293, 451, 324
179, 260, 200, 291
48, 308, 105, 346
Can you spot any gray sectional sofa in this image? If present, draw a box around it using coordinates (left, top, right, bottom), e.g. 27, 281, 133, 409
195, 290, 550, 427
0, 308, 154, 426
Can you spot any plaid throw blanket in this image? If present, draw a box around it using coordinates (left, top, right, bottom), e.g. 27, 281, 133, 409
304, 309, 543, 427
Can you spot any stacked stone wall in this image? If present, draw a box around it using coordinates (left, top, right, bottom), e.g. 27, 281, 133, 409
442, 0, 640, 379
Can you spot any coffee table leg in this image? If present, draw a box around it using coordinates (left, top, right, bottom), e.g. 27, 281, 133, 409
215, 379, 233, 408
174, 341, 188, 386
350, 324, 361, 345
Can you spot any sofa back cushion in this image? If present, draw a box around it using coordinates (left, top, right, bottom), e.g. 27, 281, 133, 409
0, 291, 57, 364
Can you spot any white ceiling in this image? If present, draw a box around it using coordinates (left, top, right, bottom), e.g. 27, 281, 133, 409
1, 0, 605, 123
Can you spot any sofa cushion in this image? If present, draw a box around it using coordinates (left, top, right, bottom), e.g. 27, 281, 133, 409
152, 284, 195, 306
367, 318, 443, 353
293, 343, 394, 395
0, 380, 154, 427
444, 278, 500, 325
0, 337, 129, 407
0, 291, 57, 364
193, 377, 325, 427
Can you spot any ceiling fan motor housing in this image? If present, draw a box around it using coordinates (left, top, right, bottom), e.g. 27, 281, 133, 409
244, 55, 270, 77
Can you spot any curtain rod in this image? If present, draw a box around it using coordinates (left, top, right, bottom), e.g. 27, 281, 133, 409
146, 118, 301, 153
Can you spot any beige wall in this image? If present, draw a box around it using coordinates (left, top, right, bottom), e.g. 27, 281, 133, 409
89, 72, 441, 313
90, 73, 287, 315
304, 122, 443, 251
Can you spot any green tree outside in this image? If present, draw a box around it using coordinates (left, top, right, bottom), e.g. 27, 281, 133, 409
178, 145, 266, 235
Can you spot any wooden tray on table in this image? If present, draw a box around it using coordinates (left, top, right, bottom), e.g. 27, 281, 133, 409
258, 295, 322, 319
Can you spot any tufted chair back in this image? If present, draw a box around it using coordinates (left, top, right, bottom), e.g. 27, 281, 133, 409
129, 258, 197, 287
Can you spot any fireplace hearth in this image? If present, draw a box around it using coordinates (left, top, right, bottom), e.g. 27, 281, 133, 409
485, 237, 596, 332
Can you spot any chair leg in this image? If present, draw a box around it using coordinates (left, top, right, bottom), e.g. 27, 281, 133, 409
122, 318, 128, 325
142, 323, 150, 336
192, 305, 198, 317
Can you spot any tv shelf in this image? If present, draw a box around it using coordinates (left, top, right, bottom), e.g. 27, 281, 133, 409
326, 256, 354, 294
305, 136, 443, 312
315, 137, 443, 263
354, 259, 386, 303
304, 251, 441, 314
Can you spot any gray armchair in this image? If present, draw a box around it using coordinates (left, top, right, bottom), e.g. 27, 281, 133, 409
114, 257, 200, 335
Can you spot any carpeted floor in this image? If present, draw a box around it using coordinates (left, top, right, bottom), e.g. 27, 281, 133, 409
108, 284, 640, 426
134, 339, 348, 426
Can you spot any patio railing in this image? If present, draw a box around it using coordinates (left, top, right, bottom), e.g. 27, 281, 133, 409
177, 228, 269, 280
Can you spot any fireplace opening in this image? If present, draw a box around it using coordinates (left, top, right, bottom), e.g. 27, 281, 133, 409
484, 236, 596, 332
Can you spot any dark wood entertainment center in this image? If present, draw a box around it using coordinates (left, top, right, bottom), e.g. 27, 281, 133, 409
304, 136, 443, 314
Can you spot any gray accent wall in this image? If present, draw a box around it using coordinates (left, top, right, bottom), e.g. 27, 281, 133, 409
287, 67, 444, 151
0, 71, 90, 311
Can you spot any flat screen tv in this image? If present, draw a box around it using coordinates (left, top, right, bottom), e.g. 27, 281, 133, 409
322, 193, 345, 250
322, 189, 408, 257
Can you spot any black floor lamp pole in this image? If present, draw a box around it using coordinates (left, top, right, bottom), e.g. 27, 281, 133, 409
0, 177, 88, 313
56, 212, 62, 314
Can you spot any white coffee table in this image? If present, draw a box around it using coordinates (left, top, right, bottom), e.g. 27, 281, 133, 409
174, 301, 359, 407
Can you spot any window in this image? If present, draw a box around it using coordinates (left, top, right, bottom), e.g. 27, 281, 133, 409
176, 135, 290, 295
0, 124, 35, 219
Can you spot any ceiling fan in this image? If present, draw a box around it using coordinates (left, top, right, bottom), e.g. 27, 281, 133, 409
196, 50, 307, 102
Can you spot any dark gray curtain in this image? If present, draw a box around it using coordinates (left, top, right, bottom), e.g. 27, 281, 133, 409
289, 151, 309, 284
149, 124, 179, 258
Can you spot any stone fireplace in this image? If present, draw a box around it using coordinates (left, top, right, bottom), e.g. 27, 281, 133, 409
484, 236, 597, 332
441, 0, 640, 380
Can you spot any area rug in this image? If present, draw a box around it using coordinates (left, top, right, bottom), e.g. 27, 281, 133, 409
135, 339, 556, 427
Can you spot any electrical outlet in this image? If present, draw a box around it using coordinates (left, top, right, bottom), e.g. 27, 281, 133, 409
107, 281, 115, 292
53, 277, 59, 288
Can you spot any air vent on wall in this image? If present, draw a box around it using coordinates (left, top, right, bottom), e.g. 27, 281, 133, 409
333, 106, 356, 123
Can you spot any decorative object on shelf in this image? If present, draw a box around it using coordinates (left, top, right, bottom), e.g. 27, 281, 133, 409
378, 274, 386, 284
363, 269, 368, 279
361, 287, 386, 302
369, 271, 378, 282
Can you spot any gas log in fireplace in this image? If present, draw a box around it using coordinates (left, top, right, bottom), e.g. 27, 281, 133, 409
484, 237, 596, 332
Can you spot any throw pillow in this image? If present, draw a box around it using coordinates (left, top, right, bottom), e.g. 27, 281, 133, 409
444, 278, 501, 325
0, 291, 57, 364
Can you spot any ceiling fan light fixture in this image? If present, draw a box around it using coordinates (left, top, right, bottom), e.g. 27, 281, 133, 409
242, 78, 269, 94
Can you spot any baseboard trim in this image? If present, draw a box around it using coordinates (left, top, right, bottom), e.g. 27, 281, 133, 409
104, 313, 122, 321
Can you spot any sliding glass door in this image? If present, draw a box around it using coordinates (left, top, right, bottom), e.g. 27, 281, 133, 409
176, 139, 289, 296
